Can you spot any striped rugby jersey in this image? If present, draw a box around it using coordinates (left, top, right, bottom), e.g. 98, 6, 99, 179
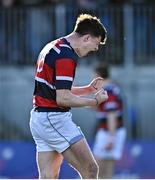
33, 38, 78, 112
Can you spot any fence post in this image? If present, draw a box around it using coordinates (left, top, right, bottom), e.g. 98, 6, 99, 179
55, 4, 66, 38
123, 4, 134, 68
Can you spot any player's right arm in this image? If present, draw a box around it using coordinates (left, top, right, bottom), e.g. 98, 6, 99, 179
55, 48, 108, 107
71, 77, 104, 96
56, 89, 108, 107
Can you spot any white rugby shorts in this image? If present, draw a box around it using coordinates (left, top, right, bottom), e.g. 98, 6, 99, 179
29, 109, 84, 153
93, 128, 126, 160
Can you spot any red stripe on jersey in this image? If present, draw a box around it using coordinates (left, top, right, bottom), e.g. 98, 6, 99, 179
35, 63, 54, 84
98, 123, 108, 130
57, 38, 64, 45
56, 59, 76, 77
55, 39, 63, 49
33, 95, 57, 108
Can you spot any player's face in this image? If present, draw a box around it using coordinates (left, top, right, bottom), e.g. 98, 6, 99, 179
78, 35, 102, 57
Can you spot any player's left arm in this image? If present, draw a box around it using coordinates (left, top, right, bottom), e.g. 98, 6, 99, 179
71, 77, 104, 96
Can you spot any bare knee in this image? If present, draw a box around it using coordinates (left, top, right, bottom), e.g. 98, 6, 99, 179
83, 162, 99, 178
89, 162, 99, 178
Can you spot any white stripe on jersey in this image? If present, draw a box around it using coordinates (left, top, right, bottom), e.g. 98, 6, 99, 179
53, 46, 61, 54
59, 44, 72, 49
35, 77, 56, 89
56, 76, 73, 81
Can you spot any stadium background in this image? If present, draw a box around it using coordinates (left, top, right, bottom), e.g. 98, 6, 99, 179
0, 0, 155, 178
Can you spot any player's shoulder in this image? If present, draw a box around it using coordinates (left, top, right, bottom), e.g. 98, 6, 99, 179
40, 38, 72, 54
39, 38, 78, 63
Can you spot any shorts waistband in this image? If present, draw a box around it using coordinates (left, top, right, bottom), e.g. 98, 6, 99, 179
33, 107, 69, 112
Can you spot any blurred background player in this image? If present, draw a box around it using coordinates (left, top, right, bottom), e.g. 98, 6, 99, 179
93, 63, 126, 179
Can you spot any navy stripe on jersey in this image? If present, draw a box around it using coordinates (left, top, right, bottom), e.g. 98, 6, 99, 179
33, 38, 78, 110
34, 80, 56, 100
55, 80, 73, 90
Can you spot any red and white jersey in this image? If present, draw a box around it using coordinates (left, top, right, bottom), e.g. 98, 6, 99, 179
33, 38, 78, 112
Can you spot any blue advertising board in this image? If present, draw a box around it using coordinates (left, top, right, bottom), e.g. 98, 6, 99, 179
0, 140, 155, 178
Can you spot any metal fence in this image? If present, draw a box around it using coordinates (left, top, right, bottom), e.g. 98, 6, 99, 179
0, 4, 155, 65
0, 4, 155, 140
133, 4, 155, 64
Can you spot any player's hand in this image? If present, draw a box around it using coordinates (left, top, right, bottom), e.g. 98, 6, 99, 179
95, 89, 108, 105
89, 77, 104, 93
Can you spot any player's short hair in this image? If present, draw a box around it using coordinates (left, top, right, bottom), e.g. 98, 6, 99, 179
95, 63, 109, 79
74, 14, 107, 45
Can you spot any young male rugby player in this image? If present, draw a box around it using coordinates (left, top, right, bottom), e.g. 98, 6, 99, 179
30, 14, 108, 179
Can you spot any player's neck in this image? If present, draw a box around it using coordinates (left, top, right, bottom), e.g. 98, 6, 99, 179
65, 32, 81, 56
65, 33, 78, 47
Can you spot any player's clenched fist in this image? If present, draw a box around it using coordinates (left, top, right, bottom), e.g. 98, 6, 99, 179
89, 77, 104, 93
95, 89, 108, 105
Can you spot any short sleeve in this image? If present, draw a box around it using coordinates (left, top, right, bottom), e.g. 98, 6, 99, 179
55, 58, 76, 90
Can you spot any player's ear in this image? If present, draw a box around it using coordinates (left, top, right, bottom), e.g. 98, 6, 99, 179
83, 34, 91, 42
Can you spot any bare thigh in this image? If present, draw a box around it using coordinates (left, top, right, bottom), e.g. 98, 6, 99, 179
37, 151, 63, 178
62, 138, 98, 177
